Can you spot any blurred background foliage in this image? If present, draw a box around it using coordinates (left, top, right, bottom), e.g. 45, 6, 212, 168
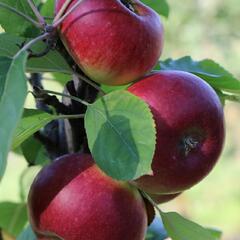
0, 0, 239, 239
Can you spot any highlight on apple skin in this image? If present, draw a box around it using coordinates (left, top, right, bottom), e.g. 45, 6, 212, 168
28, 154, 148, 240
55, 0, 164, 86
128, 70, 225, 194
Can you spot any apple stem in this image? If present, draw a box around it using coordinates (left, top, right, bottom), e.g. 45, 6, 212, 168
53, 0, 84, 28
53, 0, 73, 23
14, 32, 50, 59
141, 190, 163, 214
0, 2, 42, 28
57, 113, 85, 120
31, 85, 74, 115
73, 73, 106, 96
27, 0, 46, 27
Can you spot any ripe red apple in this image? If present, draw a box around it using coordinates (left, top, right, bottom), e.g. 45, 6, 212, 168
55, 0, 163, 86
128, 71, 225, 194
28, 154, 148, 240
149, 192, 181, 204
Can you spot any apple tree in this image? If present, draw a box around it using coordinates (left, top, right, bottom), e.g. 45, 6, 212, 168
0, 0, 239, 239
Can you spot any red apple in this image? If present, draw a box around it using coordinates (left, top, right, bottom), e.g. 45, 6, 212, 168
55, 0, 163, 86
128, 71, 225, 194
28, 154, 148, 240
149, 192, 181, 204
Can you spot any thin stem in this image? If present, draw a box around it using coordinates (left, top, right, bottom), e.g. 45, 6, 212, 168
53, 0, 73, 23
27, 0, 46, 27
53, 0, 83, 28
141, 190, 163, 214
42, 73, 105, 95
43, 89, 91, 106
74, 72, 106, 96
57, 113, 85, 120
14, 32, 50, 58
0, 2, 41, 28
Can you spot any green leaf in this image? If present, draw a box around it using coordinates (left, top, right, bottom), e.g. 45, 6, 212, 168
19, 166, 42, 202
161, 211, 218, 240
21, 136, 50, 166
159, 57, 240, 94
50, 72, 71, 86
141, 0, 170, 18
0, 33, 71, 73
0, 202, 28, 236
28, 43, 72, 73
41, 0, 54, 20
0, 52, 28, 179
17, 225, 37, 240
12, 109, 58, 149
85, 90, 156, 180
206, 228, 222, 239
0, 0, 40, 37
101, 84, 129, 94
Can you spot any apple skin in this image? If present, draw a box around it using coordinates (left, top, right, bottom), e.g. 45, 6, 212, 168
149, 192, 181, 204
128, 71, 225, 194
28, 154, 148, 240
55, 0, 163, 86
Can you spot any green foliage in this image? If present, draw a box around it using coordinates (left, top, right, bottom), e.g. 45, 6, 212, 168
40, 0, 54, 20
0, 202, 28, 236
0, 33, 71, 73
21, 136, 50, 166
85, 90, 156, 180
17, 225, 37, 240
50, 72, 71, 86
160, 211, 221, 240
142, 0, 170, 18
159, 57, 240, 95
0, 0, 40, 37
0, 52, 27, 179
12, 109, 59, 149
19, 166, 42, 202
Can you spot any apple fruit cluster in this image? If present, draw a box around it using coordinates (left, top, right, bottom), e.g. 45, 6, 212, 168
28, 0, 225, 239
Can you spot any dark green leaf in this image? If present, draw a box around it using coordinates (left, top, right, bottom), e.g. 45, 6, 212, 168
161, 211, 217, 240
50, 72, 71, 86
21, 136, 50, 166
0, 202, 28, 236
141, 0, 170, 18
28, 43, 71, 73
12, 109, 58, 149
159, 57, 240, 94
17, 225, 37, 240
0, 33, 71, 73
85, 90, 156, 180
0, 52, 27, 179
0, 0, 40, 37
